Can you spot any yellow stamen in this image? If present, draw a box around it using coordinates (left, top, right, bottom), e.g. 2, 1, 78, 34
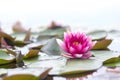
73, 42, 80, 46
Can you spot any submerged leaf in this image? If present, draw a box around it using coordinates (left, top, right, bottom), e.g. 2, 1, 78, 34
92, 39, 112, 50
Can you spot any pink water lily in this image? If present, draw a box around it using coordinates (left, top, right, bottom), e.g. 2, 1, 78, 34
57, 32, 96, 59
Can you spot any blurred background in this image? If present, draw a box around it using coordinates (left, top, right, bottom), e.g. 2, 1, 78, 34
0, 0, 120, 33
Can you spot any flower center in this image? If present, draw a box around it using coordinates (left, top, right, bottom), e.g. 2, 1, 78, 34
73, 41, 80, 46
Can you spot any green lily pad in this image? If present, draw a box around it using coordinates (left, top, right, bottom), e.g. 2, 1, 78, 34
92, 50, 120, 62
60, 59, 102, 75
3, 74, 39, 80
14, 40, 26, 47
87, 30, 107, 41
11, 32, 26, 41
38, 27, 67, 39
92, 39, 112, 50
103, 56, 120, 67
27, 56, 67, 75
41, 38, 62, 55
3, 68, 51, 80
0, 50, 15, 65
37, 35, 56, 43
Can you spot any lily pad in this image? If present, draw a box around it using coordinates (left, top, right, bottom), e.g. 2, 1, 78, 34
92, 50, 120, 62
11, 32, 26, 41
0, 50, 15, 65
60, 59, 102, 75
87, 30, 107, 41
14, 40, 26, 47
38, 27, 67, 39
27, 56, 67, 75
103, 56, 120, 67
92, 39, 112, 50
41, 38, 62, 55
3, 68, 51, 80
24, 50, 40, 59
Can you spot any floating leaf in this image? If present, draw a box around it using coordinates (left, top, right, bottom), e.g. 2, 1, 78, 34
37, 35, 56, 43
87, 30, 107, 41
3, 74, 38, 80
38, 27, 67, 39
103, 56, 120, 67
24, 50, 39, 59
27, 56, 67, 75
92, 39, 112, 50
60, 59, 102, 75
41, 38, 62, 55
92, 50, 120, 62
3, 68, 51, 80
0, 50, 15, 65
14, 40, 26, 47
11, 32, 26, 40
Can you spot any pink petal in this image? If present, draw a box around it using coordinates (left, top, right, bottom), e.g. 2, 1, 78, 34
81, 51, 92, 59
61, 53, 74, 58
74, 54, 83, 58
69, 47, 77, 54
56, 39, 68, 52
81, 46, 89, 53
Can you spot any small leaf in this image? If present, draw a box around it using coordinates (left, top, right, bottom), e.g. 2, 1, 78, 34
24, 50, 39, 59
41, 38, 62, 55
92, 39, 112, 50
0, 50, 15, 65
6, 49, 17, 56
14, 40, 26, 47
103, 56, 120, 67
87, 30, 107, 41
60, 59, 102, 75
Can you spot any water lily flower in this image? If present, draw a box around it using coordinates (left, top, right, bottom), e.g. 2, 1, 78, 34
57, 32, 96, 59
